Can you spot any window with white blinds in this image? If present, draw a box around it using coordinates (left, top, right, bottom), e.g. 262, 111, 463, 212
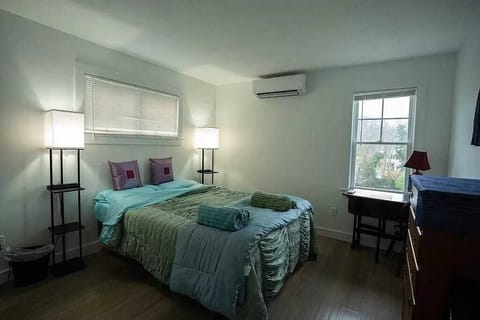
84, 75, 179, 137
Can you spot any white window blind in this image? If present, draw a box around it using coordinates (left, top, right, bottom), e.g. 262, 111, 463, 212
84, 75, 179, 137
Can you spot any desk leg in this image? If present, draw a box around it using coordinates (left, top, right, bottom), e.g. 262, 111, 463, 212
383, 218, 393, 256
375, 217, 382, 264
351, 213, 358, 249
356, 214, 362, 247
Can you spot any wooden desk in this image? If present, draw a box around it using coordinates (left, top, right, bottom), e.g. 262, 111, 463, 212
343, 189, 410, 263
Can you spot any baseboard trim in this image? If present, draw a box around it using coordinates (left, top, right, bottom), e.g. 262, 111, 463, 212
315, 226, 351, 242
315, 226, 391, 250
0, 240, 100, 284
52, 240, 101, 261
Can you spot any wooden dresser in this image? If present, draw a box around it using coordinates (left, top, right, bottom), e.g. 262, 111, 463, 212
402, 176, 480, 320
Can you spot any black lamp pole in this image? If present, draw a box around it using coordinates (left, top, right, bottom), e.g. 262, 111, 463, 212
211, 149, 215, 184
201, 148, 205, 184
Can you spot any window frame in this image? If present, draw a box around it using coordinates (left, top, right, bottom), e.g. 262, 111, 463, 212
84, 74, 180, 138
348, 88, 417, 193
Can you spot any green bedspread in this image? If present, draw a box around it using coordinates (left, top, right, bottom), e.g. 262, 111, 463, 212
106, 186, 315, 319
118, 186, 248, 284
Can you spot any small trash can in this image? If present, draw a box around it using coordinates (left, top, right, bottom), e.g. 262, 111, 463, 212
4, 245, 54, 287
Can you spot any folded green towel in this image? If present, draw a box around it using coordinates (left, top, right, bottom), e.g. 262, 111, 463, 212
251, 191, 293, 212
197, 205, 250, 231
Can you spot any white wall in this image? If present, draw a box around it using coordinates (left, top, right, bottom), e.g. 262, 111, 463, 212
216, 54, 456, 240
0, 10, 215, 274
449, 26, 480, 178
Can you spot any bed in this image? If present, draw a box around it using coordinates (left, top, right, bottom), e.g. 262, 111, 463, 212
94, 179, 317, 319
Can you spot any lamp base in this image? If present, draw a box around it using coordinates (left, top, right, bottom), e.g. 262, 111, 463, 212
412, 170, 423, 175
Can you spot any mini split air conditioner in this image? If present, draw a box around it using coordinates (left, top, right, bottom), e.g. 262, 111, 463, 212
253, 74, 307, 98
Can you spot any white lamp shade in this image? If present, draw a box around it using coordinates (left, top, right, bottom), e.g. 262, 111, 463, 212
45, 110, 85, 149
194, 127, 219, 149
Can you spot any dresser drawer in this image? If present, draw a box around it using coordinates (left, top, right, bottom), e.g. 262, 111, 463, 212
406, 232, 419, 290
408, 206, 422, 256
403, 250, 416, 320
402, 263, 415, 320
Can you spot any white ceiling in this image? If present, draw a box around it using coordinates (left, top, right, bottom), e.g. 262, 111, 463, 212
1, 0, 480, 85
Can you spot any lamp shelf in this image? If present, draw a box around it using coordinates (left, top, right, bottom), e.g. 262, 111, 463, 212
48, 222, 85, 235
47, 147, 85, 151
47, 184, 84, 193
196, 169, 218, 174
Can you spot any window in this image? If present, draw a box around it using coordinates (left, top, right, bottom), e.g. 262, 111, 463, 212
84, 75, 179, 137
349, 88, 416, 192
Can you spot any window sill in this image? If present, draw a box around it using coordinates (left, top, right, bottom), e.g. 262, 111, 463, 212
84, 133, 183, 146
343, 188, 410, 203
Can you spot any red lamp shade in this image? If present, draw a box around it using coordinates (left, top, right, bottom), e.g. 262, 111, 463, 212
404, 151, 431, 175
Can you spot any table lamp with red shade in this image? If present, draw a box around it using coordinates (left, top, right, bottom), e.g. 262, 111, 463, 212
404, 150, 431, 175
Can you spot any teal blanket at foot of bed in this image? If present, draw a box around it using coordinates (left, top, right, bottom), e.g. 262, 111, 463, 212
169, 196, 312, 319
197, 205, 250, 231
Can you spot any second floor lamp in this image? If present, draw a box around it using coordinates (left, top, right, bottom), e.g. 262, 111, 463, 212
194, 127, 219, 184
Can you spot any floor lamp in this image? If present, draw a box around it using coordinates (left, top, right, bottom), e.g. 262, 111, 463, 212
194, 127, 219, 184
45, 110, 86, 275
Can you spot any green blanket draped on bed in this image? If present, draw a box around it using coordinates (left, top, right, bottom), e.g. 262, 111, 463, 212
118, 186, 249, 284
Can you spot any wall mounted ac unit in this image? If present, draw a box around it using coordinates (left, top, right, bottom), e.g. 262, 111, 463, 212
253, 74, 307, 98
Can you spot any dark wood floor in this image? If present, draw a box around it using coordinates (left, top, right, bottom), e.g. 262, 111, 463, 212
0, 237, 401, 320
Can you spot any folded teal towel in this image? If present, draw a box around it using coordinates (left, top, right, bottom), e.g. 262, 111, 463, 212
197, 205, 250, 231
251, 191, 293, 212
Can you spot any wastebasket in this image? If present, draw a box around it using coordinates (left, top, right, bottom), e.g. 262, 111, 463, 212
4, 245, 54, 287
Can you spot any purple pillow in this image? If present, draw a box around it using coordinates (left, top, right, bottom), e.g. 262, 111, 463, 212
108, 160, 142, 190
150, 157, 174, 185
